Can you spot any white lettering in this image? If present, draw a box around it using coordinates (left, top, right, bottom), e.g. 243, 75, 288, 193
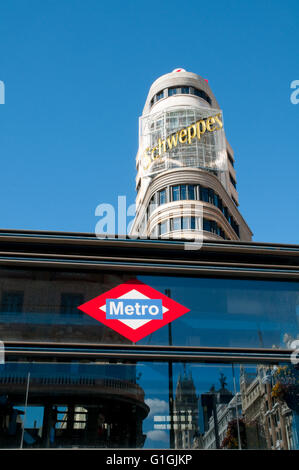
109, 301, 123, 316
124, 304, 134, 315
149, 305, 159, 315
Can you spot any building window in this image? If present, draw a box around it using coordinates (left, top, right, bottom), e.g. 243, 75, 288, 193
156, 90, 164, 101
171, 217, 181, 231
180, 185, 187, 200
208, 189, 215, 205
60, 293, 84, 314
172, 185, 180, 201
200, 187, 209, 203
181, 217, 196, 230
168, 87, 178, 96
203, 219, 210, 232
159, 189, 167, 205
151, 184, 239, 237
182, 217, 189, 230
159, 221, 168, 236
193, 88, 212, 105
0, 291, 24, 313
150, 86, 212, 106
148, 194, 157, 216
188, 185, 196, 200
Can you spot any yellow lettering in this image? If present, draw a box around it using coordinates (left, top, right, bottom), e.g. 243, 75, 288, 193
166, 133, 179, 150
196, 120, 206, 140
206, 116, 216, 132
179, 129, 187, 143
214, 113, 223, 129
158, 138, 167, 155
187, 124, 197, 144
151, 146, 159, 160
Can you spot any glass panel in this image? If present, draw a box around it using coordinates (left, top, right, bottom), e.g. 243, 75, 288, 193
200, 188, 209, 203
0, 292, 23, 313
182, 217, 190, 230
203, 219, 211, 231
0, 267, 298, 349
168, 88, 177, 96
172, 186, 180, 201
0, 360, 297, 449
209, 189, 215, 205
181, 87, 189, 94
180, 185, 187, 200
159, 221, 168, 235
188, 185, 195, 200
60, 294, 84, 314
159, 189, 166, 205
171, 217, 181, 231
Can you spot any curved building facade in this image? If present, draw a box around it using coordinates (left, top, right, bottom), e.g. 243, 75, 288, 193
131, 69, 252, 242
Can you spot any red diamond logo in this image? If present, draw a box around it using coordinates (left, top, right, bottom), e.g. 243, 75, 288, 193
77, 279, 190, 342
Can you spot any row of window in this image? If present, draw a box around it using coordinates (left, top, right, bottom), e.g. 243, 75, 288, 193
147, 184, 240, 237
0, 292, 84, 314
150, 86, 212, 107
155, 216, 228, 239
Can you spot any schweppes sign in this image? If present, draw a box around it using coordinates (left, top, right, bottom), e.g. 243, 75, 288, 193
142, 112, 223, 171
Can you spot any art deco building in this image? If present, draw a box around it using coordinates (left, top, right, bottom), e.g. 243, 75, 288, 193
131, 68, 252, 241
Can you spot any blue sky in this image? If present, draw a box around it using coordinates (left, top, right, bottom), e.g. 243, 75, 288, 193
0, 0, 298, 244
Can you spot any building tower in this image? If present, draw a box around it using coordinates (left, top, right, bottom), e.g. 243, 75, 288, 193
131, 69, 252, 241
173, 366, 199, 449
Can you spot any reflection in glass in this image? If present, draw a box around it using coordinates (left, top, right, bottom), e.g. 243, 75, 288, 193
0, 267, 298, 349
0, 360, 297, 449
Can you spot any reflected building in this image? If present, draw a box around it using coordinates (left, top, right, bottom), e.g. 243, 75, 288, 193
173, 366, 199, 449
240, 365, 297, 450
0, 229, 298, 450
200, 373, 239, 449
0, 362, 149, 448
202, 392, 242, 449
0, 269, 134, 344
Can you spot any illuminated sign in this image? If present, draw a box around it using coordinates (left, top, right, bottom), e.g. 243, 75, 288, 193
138, 106, 228, 183
78, 280, 190, 342
142, 112, 223, 170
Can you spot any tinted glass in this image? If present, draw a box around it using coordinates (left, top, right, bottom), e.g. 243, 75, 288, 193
188, 185, 196, 200
180, 185, 187, 200
168, 88, 177, 96
1, 360, 297, 449
0, 267, 298, 349
159, 189, 166, 205
172, 186, 180, 201
181, 87, 189, 94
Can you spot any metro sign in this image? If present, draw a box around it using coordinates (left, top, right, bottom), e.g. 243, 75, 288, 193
77, 279, 190, 342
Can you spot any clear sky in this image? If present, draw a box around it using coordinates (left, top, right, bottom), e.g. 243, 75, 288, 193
0, 0, 298, 244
